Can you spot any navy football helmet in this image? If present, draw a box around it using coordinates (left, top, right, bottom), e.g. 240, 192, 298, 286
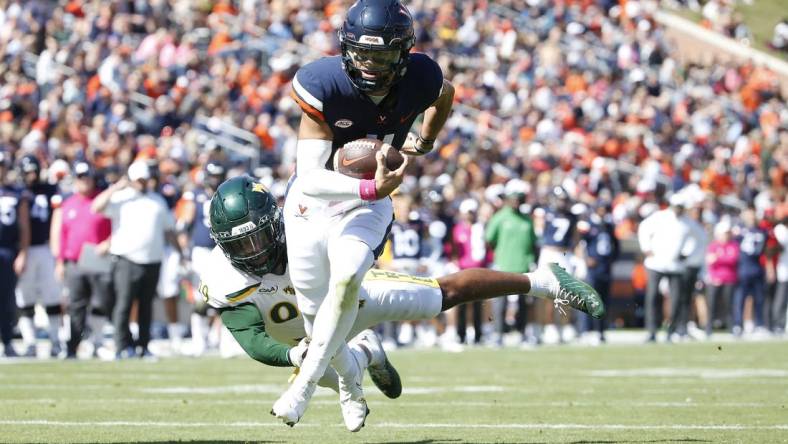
339, 0, 415, 93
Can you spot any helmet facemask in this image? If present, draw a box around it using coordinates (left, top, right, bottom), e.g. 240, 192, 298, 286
213, 206, 286, 276
341, 38, 409, 93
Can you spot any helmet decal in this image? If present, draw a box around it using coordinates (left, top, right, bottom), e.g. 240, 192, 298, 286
230, 221, 257, 236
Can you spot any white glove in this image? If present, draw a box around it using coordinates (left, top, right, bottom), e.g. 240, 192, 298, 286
288, 337, 310, 367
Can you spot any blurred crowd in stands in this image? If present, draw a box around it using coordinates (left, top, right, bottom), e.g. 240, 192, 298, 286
0, 0, 785, 359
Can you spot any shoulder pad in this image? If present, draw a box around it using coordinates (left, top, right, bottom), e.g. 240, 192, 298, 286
290, 60, 335, 121
200, 247, 261, 309
407, 53, 443, 106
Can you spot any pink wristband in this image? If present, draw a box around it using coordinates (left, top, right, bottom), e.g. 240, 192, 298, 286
359, 179, 378, 201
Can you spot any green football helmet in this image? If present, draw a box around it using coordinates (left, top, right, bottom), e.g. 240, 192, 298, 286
209, 175, 286, 276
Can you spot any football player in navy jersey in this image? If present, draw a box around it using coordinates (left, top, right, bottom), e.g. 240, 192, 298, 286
276, 0, 454, 429
733, 208, 768, 336
177, 161, 226, 356
389, 195, 428, 275
14, 155, 63, 357
0, 152, 31, 358
577, 202, 619, 343
387, 194, 430, 346
536, 186, 579, 343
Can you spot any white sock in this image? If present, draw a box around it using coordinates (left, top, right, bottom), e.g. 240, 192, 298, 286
398, 322, 414, 344
331, 343, 363, 380
207, 320, 220, 348
168, 323, 183, 340
317, 367, 340, 393
18, 316, 36, 347
525, 269, 553, 299
190, 313, 207, 354
47, 314, 61, 346
129, 322, 139, 340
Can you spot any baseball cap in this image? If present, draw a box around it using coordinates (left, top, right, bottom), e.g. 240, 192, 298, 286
74, 161, 94, 178
668, 192, 685, 207
459, 198, 479, 215
127, 161, 151, 181
504, 179, 529, 197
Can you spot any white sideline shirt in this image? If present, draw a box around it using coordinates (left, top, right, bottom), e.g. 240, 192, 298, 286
103, 187, 174, 264
775, 223, 788, 282
637, 208, 690, 274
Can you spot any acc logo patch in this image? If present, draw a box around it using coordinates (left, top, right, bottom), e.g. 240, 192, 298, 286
251, 183, 267, 193
334, 119, 354, 128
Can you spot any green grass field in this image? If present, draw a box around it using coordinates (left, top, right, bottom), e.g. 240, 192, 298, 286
2, 341, 788, 443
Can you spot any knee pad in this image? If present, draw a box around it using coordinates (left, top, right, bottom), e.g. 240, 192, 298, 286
45, 305, 62, 316
19, 306, 35, 318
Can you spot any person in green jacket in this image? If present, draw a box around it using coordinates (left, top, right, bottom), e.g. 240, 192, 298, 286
485, 179, 539, 346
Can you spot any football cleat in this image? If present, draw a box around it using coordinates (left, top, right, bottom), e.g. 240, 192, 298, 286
546, 263, 606, 319
270, 380, 317, 427
355, 329, 402, 399
337, 369, 369, 432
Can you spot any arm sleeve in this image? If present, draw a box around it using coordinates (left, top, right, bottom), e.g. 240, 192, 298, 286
296, 139, 364, 201
219, 304, 293, 367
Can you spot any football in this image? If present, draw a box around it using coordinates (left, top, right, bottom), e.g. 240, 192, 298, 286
334, 138, 405, 180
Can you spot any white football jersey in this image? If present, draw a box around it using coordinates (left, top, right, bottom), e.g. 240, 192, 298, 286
199, 247, 306, 345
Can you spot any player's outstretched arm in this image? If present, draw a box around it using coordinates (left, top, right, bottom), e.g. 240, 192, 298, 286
218, 304, 295, 367
437, 266, 605, 319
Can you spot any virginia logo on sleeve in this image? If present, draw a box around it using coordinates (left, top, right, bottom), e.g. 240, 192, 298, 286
335, 119, 354, 128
